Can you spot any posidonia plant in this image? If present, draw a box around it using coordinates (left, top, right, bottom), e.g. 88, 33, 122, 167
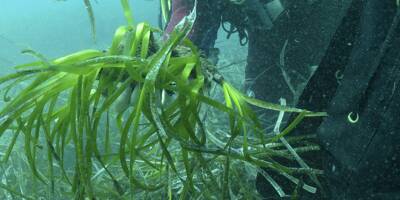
0, 1, 326, 199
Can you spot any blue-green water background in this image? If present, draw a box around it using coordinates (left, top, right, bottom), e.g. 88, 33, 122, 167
0, 0, 159, 72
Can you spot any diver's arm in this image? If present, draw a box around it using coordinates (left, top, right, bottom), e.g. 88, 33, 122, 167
164, 0, 192, 37
165, 0, 222, 57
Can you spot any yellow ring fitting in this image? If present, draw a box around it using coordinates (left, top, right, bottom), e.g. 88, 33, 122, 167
335, 70, 344, 80
347, 112, 359, 124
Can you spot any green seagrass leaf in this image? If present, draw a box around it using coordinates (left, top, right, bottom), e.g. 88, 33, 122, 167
120, 0, 134, 25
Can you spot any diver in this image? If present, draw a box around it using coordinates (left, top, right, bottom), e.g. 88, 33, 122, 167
166, 0, 400, 199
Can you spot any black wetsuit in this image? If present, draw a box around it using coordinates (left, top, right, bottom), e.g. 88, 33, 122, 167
311, 1, 400, 199
257, 0, 400, 199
